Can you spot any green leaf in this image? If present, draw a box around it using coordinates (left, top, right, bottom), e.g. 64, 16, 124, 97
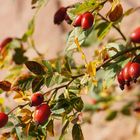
103, 63, 120, 87
121, 102, 133, 116
106, 110, 117, 121
95, 22, 112, 40
70, 0, 106, 15
82, 29, 99, 47
68, 87, 80, 94
9, 39, 21, 49
55, 74, 64, 84
121, 107, 131, 116
65, 56, 72, 72
4, 121, 14, 128
65, 27, 93, 53
59, 121, 69, 140
71, 97, 84, 112
13, 48, 28, 65
52, 99, 72, 115
15, 127, 23, 140
45, 75, 55, 87
72, 124, 84, 140
25, 61, 46, 75
106, 43, 125, 57
45, 73, 67, 87
55, 59, 61, 73
32, 77, 44, 92
22, 18, 35, 42
124, 7, 140, 17
42, 60, 53, 73
46, 119, 54, 136
84, 104, 100, 112
13, 74, 34, 91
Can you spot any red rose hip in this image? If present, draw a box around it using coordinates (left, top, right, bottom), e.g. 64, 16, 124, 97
0, 112, 8, 128
129, 62, 140, 82
34, 104, 51, 125
117, 70, 125, 90
130, 27, 140, 43
31, 93, 44, 107
122, 62, 132, 85
73, 14, 83, 27
81, 12, 94, 30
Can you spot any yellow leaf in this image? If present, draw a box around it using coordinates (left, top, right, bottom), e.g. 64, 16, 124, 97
92, 78, 98, 87
74, 37, 82, 52
102, 80, 107, 92
20, 108, 32, 116
82, 54, 86, 60
100, 92, 108, 97
13, 92, 23, 101
74, 37, 88, 64
25, 123, 31, 136
21, 115, 32, 124
86, 61, 96, 77
19, 108, 32, 124
94, 50, 100, 57
0, 98, 4, 104
46, 120, 54, 136
13, 91, 31, 102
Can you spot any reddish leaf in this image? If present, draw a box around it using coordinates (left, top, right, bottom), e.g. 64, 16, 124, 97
25, 61, 46, 75
0, 80, 11, 91
12, 74, 34, 91
108, 4, 123, 22
72, 124, 84, 140
0, 37, 13, 52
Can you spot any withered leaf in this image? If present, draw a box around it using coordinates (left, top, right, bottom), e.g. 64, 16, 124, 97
108, 4, 123, 22
25, 61, 46, 75
12, 74, 34, 91
0, 80, 11, 91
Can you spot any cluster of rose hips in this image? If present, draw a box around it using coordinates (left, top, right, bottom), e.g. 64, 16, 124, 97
0, 93, 51, 128
73, 12, 94, 30
117, 26, 140, 90
54, 7, 94, 30
30, 93, 51, 125
117, 62, 140, 90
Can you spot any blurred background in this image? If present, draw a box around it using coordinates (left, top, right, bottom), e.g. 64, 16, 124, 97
0, 0, 140, 140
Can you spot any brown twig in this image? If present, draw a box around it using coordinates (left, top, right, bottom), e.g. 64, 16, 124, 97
43, 74, 83, 96
7, 102, 29, 115
29, 37, 43, 58
98, 13, 127, 41
97, 45, 140, 70
8, 46, 140, 115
